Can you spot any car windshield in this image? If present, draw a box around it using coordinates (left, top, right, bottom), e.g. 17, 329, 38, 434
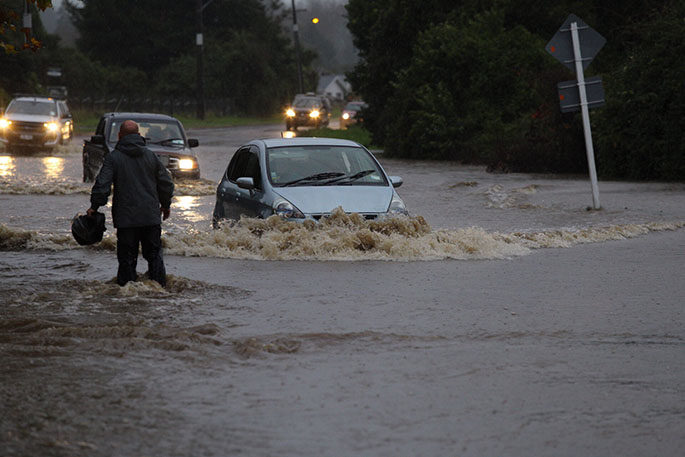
7, 100, 57, 116
108, 119, 184, 145
267, 145, 387, 187
294, 98, 320, 109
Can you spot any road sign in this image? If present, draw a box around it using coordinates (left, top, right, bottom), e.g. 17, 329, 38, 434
558, 76, 605, 113
545, 14, 606, 72
546, 14, 604, 209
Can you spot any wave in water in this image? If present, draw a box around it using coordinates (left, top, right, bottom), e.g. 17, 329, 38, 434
0, 178, 216, 196
1, 211, 683, 261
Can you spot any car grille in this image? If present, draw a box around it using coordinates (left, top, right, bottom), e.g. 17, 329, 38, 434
10, 121, 44, 133
156, 155, 170, 166
311, 213, 378, 221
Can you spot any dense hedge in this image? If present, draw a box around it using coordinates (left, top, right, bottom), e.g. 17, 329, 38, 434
347, 0, 685, 180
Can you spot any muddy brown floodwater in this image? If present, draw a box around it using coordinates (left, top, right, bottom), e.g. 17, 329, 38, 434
1, 125, 684, 456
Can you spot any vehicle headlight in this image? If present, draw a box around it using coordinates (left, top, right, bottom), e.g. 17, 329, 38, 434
178, 159, 196, 170
388, 192, 408, 215
342, 113, 350, 120
286, 109, 295, 117
273, 197, 305, 219
0, 119, 10, 129
309, 110, 320, 118
44, 122, 58, 132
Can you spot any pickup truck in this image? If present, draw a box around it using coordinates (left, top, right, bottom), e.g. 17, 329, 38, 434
82, 112, 200, 182
0, 95, 74, 152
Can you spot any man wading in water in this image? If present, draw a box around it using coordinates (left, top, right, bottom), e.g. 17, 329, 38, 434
87, 120, 174, 287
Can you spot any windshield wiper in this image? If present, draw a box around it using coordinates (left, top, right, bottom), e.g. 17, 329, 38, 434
281, 171, 345, 187
320, 169, 377, 185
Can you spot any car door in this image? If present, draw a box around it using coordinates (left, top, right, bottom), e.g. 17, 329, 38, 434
218, 147, 264, 220
233, 146, 266, 218
82, 117, 109, 182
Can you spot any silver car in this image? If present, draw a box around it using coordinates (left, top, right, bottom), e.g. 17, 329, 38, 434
212, 138, 407, 225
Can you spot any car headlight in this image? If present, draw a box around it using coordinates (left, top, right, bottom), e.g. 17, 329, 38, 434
309, 110, 320, 118
0, 119, 10, 129
273, 197, 305, 219
44, 122, 58, 132
342, 113, 350, 120
286, 109, 295, 117
388, 192, 408, 215
178, 159, 196, 170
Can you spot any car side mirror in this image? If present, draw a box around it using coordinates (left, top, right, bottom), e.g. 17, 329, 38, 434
188, 138, 199, 148
389, 176, 403, 188
90, 134, 105, 145
236, 177, 255, 190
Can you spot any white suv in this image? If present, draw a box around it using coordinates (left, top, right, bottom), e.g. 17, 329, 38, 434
0, 95, 74, 151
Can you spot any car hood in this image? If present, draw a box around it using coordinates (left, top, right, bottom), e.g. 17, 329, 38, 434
5, 113, 56, 123
274, 185, 393, 214
106, 142, 195, 158
146, 144, 195, 157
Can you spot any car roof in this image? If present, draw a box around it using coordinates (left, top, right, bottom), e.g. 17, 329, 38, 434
104, 112, 179, 121
258, 137, 363, 149
12, 96, 57, 103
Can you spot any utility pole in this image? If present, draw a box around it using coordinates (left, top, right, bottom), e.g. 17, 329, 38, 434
196, 0, 205, 120
291, 0, 304, 94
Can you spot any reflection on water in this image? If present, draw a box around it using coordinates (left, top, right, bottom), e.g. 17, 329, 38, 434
174, 195, 204, 223
42, 157, 65, 180
0, 156, 16, 178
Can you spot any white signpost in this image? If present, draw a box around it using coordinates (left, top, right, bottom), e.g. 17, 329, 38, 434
546, 14, 606, 209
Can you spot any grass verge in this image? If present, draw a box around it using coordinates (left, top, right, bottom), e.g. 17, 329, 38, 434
72, 110, 284, 134
297, 125, 378, 149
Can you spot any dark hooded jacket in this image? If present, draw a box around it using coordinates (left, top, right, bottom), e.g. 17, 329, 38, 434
90, 133, 174, 228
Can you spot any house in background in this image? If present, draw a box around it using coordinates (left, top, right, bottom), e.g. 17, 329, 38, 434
316, 74, 352, 102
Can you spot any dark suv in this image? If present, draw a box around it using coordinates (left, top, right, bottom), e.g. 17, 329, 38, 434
82, 112, 201, 182
284, 93, 331, 130
0, 95, 74, 151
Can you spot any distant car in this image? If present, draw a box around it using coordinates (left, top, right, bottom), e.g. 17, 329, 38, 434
212, 137, 407, 226
284, 94, 331, 131
82, 112, 201, 182
0, 95, 74, 151
340, 101, 367, 129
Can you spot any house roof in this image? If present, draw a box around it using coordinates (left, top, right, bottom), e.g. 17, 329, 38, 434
316, 74, 350, 95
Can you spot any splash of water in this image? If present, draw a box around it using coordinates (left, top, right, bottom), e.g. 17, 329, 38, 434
2, 212, 683, 261
0, 178, 216, 196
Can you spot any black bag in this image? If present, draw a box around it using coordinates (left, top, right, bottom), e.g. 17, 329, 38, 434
71, 212, 106, 246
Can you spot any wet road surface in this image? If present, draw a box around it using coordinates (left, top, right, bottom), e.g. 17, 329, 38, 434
1, 124, 684, 456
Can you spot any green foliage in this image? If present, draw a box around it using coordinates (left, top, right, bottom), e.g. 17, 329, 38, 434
594, 3, 685, 180
7, 0, 308, 116
1, 0, 52, 54
346, 0, 685, 180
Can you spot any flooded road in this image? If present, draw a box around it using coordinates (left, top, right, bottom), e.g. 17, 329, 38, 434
1, 125, 684, 456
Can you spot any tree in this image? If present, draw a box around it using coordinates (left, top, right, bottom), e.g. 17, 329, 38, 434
594, 2, 685, 180
383, 11, 580, 170
1, 0, 52, 54
345, 0, 463, 145
346, 0, 685, 179
64, 0, 308, 114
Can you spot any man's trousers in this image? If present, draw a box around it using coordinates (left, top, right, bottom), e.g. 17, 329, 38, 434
116, 225, 166, 287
